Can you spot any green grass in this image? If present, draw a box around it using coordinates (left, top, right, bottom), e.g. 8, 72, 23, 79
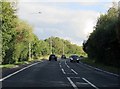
81, 58, 119, 75
0, 61, 30, 68
0, 57, 45, 69
38, 55, 49, 60
0, 60, 35, 68
0, 64, 18, 68
15, 61, 29, 65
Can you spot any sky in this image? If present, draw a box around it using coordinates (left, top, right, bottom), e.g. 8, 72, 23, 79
17, 0, 119, 45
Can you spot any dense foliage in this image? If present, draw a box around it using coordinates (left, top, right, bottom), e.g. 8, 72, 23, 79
45, 37, 86, 56
83, 4, 120, 67
1, 1, 85, 64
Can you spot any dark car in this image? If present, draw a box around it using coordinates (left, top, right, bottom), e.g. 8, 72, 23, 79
79, 56, 84, 60
49, 54, 57, 61
61, 55, 66, 59
69, 55, 80, 63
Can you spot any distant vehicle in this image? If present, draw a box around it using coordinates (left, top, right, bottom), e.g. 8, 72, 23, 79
69, 55, 80, 63
80, 56, 84, 58
49, 54, 57, 61
61, 55, 66, 59
79, 56, 84, 60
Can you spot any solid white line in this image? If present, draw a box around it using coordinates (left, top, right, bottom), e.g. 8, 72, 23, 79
82, 78, 99, 89
94, 67, 119, 77
81, 62, 119, 77
0, 62, 40, 81
67, 77, 78, 89
71, 69, 78, 75
61, 68, 66, 74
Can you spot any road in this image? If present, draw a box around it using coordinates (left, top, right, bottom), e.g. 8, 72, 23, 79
1, 58, 120, 89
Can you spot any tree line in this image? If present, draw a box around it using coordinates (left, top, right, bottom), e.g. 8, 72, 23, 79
44, 37, 86, 56
83, 3, 120, 68
1, 1, 85, 65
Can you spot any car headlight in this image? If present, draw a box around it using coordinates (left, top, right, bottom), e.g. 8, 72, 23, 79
77, 58, 79, 60
70, 58, 73, 60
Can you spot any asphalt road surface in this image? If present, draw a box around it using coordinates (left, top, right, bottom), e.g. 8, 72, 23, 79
1, 58, 120, 89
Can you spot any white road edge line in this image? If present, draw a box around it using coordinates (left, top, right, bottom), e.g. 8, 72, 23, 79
80, 62, 119, 77
61, 68, 66, 74
67, 77, 78, 89
82, 78, 99, 89
0, 62, 41, 81
71, 69, 78, 75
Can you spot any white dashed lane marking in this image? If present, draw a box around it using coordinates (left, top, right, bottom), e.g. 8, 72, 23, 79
61, 68, 66, 74
65, 61, 70, 68
67, 77, 78, 89
71, 69, 78, 75
82, 78, 99, 89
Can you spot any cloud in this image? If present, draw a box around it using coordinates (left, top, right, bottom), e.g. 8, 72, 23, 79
17, 1, 105, 45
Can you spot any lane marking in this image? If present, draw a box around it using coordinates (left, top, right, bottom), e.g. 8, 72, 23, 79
59, 62, 61, 65
82, 78, 99, 89
65, 61, 70, 68
67, 77, 78, 89
0, 62, 41, 81
71, 69, 78, 75
59, 64, 62, 68
76, 82, 89, 85
66, 65, 70, 68
65, 61, 78, 75
66, 73, 74, 75
61, 68, 66, 74
69, 77, 81, 79
65, 61, 67, 65
59, 62, 62, 68
80, 62, 119, 77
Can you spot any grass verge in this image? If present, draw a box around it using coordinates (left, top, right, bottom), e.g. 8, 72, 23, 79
0, 61, 30, 68
81, 58, 119, 75
0, 64, 18, 68
0, 61, 38, 69
0, 56, 47, 69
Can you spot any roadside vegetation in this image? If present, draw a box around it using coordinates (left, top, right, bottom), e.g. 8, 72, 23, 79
82, 3, 120, 72
81, 58, 119, 74
1, 1, 86, 67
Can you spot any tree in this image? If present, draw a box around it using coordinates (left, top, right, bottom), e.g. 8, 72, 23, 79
83, 3, 119, 67
13, 20, 34, 62
1, 1, 17, 64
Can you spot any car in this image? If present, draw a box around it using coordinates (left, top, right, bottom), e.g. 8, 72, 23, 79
79, 56, 84, 60
69, 55, 80, 63
61, 55, 66, 59
49, 54, 57, 61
